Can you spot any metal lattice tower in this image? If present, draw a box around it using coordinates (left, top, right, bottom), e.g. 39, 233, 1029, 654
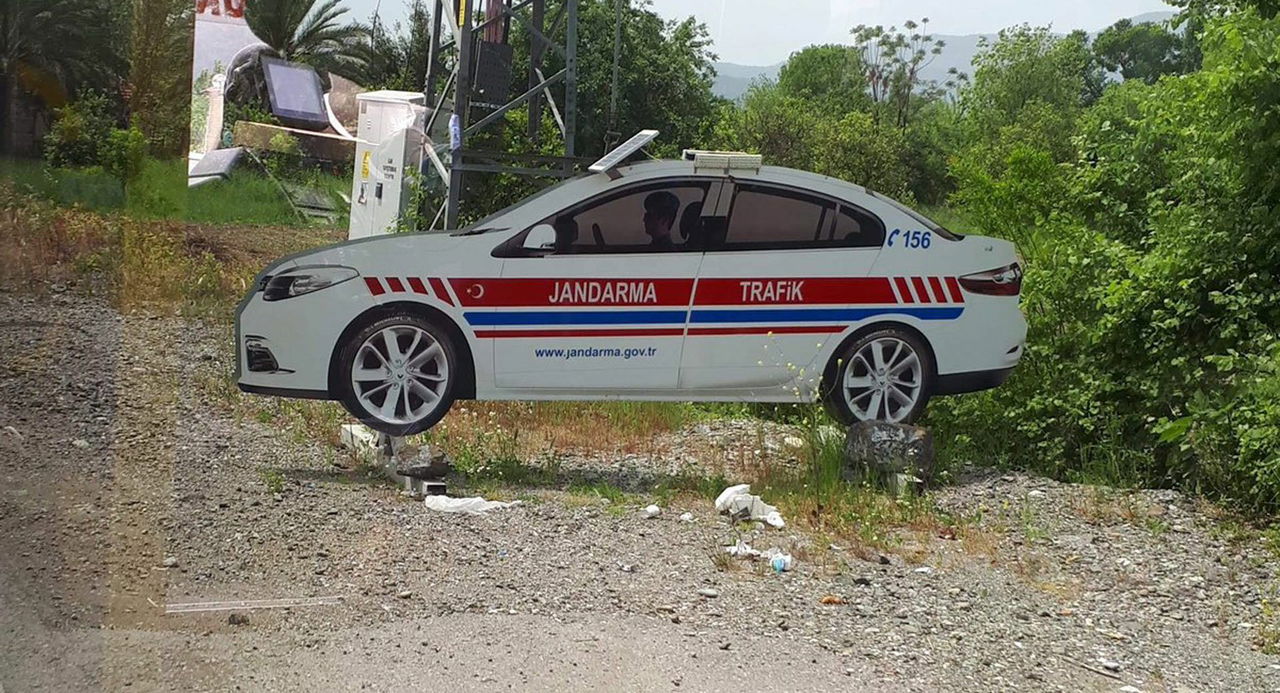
422, 0, 581, 229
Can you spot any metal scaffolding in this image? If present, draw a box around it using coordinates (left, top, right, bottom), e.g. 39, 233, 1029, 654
423, 0, 581, 229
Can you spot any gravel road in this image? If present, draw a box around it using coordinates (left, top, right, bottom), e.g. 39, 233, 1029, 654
2, 292, 1278, 691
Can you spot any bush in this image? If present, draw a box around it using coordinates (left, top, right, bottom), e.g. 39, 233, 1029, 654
102, 126, 149, 184
933, 10, 1280, 514
44, 92, 118, 168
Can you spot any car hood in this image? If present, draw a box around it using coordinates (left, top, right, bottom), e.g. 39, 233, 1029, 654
262, 230, 507, 276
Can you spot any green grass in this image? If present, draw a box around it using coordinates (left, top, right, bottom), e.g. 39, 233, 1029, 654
0, 157, 124, 211
1, 156, 348, 228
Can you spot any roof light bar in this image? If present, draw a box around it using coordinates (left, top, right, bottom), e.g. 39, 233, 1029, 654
682, 149, 763, 172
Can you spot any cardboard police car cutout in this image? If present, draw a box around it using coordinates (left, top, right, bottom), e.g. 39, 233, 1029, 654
235, 153, 1027, 436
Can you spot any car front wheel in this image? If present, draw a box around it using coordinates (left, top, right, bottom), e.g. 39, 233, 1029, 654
336, 314, 457, 436
823, 327, 933, 426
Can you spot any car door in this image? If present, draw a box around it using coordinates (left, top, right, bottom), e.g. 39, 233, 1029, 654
680, 181, 887, 395
481, 180, 710, 391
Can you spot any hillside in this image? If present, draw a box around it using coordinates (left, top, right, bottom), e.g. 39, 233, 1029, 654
712, 10, 1176, 100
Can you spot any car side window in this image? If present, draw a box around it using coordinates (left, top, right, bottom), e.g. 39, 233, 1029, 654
827, 205, 886, 248
537, 183, 709, 255
719, 184, 885, 251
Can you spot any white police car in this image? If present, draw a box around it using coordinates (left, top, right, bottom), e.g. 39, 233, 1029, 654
236, 149, 1026, 435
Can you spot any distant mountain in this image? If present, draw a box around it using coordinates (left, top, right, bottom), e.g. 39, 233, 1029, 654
711, 62, 782, 101
711, 11, 1176, 101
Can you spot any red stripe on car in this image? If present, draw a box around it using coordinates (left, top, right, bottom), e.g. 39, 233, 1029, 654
693, 277, 896, 305
911, 277, 932, 303
364, 277, 386, 296
449, 278, 695, 307
385, 277, 406, 293
946, 276, 964, 303
407, 277, 429, 294
928, 277, 947, 304
428, 277, 454, 305
895, 277, 915, 303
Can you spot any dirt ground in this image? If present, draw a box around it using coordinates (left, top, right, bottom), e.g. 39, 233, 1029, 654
2, 292, 1278, 692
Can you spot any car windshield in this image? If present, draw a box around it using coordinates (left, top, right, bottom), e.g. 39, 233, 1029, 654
867, 190, 962, 240
456, 174, 589, 235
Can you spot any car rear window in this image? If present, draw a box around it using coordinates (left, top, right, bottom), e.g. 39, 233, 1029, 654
719, 184, 884, 250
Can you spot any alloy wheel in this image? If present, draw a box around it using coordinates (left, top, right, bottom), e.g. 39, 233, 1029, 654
350, 325, 450, 425
842, 336, 923, 423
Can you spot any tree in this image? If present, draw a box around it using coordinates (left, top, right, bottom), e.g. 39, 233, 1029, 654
713, 82, 821, 170
957, 25, 1100, 167
244, 0, 368, 76
850, 18, 949, 129
776, 44, 870, 113
128, 0, 194, 158
350, 0, 432, 91
0, 0, 125, 155
1094, 18, 1196, 84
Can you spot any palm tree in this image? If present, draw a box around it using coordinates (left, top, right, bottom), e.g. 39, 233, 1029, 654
245, 0, 368, 77
0, 0, 124, 155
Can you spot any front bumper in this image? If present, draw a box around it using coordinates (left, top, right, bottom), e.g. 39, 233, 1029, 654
234, 275, 375, 398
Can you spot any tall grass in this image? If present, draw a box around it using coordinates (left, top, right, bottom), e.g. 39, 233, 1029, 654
0, 156, 348, 229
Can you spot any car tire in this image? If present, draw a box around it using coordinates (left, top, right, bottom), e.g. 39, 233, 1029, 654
822, 327, 934, 426
335, 313, 457, 436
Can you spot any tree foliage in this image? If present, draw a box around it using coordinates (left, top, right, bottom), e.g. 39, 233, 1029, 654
850, 19, 954, 129
776, 44, 870, 114
128, 0, 194, 158
0, 0, 126, 154
244, 0, 368, 76
932, 9, 1280, 513
1094, 18, 1200, 83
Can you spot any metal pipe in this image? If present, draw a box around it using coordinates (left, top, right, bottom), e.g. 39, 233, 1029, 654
565, 0, 578, 160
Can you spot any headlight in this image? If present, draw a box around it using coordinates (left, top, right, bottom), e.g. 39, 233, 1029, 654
262, 265, 359, 301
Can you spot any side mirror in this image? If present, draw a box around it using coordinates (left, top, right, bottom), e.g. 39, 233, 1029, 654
524, 224, 556, 251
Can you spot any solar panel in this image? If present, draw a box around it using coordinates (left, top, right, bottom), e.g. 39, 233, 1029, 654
588, 129, 659, 174
261, 56, 330, 131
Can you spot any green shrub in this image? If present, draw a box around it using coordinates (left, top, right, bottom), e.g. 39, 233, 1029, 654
44, 92, 118, 168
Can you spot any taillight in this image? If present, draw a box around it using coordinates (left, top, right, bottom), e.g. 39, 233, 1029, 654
958, 263, 1022, 296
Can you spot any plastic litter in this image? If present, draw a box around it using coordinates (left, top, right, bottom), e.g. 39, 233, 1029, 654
643, 504, 661, 518
761, 547, 794, 573
423, 495, 522, 515
724, 542, 795, 572
714, 484, 785, 528
679, 512, 695, 523
724, 540, 760, 558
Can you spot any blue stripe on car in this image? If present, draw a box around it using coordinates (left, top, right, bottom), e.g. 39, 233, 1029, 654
465, 310, 689, 326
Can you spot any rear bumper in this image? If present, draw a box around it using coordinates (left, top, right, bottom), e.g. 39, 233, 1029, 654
934, 367, 1014, 396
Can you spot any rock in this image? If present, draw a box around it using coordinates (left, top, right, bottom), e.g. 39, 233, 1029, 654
697, 588, 719, 598
227, 613, 249, 626
679, 512, 694, 523
1028, 490, 1047, 499
843, 421, 934, 487
643, 504, 661, 519
72, 439, 90, 449
853, 576, 873, 586
162, 556, 178, 568
1100, 659, 1122, 672
394, 445, 453, 479
1118, 687, 1140, 693
397, 590, 413, 599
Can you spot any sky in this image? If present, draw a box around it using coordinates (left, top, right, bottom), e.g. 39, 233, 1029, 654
342, 0, 1176, 65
